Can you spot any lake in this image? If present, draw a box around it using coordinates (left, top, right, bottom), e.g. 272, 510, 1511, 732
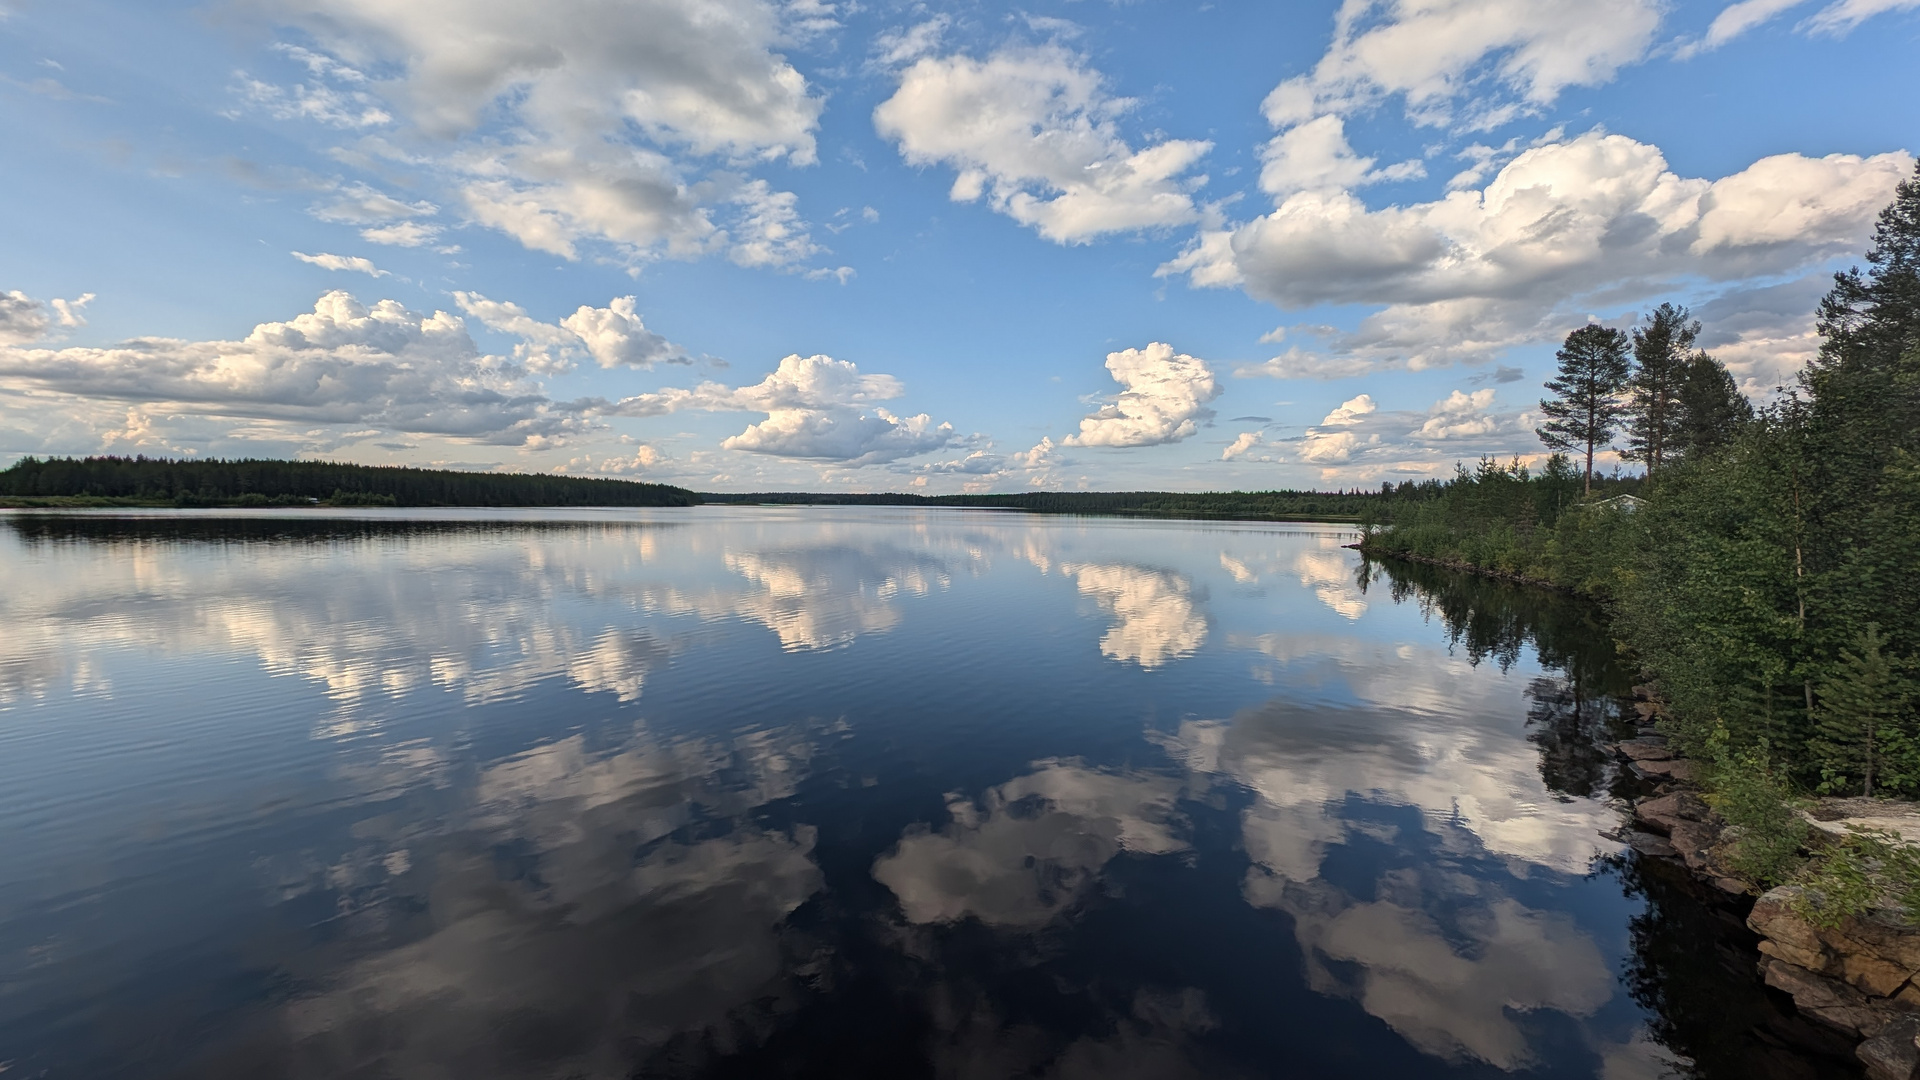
0, 508, 1854, 1078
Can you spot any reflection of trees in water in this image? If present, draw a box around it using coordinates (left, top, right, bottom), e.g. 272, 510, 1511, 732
3, 513, 681, 546
1363, 556, 1640, 800
1357, 557, 1629, 695
1524, 675, 1626, 801
1368, 555, 1863, 1078
1607, 853, 1861, 1080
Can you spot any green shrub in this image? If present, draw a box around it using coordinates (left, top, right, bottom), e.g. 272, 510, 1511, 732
1703, 741, 1809, 887
1792, 828, 1920, 929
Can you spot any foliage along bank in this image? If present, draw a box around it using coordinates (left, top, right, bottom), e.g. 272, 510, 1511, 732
0, 456, 700, 508
1361, 163, 1920, 816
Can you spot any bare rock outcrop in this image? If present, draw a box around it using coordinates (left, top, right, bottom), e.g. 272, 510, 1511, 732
1634, 790, 1712, 836
1612, 694, 1920, 1074
1859, 1015, 1920, 1080
1750, 888, 1920, 1003
1748, 886, 1920, 1076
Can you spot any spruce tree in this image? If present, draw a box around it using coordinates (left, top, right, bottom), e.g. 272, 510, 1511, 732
1803, 162, 1920, 665
1625, 303, 1700, 475
1811, 625, 1911, 796
1816, 162, 1920, 377
1537, 323, 1632, 494
1672, 352, 1752, 462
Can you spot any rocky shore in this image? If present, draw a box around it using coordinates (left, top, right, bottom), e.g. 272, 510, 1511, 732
1614, 692, 1920, 1079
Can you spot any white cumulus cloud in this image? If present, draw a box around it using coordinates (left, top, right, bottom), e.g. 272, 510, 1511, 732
873, 46, 1213, 244
454, 293, 687, 375
249, 0, 831, 269
1413, 389, 1499, 440
0, 290, 93, 345
1062, 342, 1219, 448
0, 290, 584, 445
1260, 115, 1424, 197
1321, 393, 1377, 426
1299, 430, 1359, 464
1222, 431, 1263, 461
1263, 0, 1664, 132
1192, 133, 1911, 376
609, 353, 954, 465
560, 298, 686, 370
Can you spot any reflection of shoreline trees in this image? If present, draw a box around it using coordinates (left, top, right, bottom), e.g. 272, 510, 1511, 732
1373, 556, 1863, 1077
1361, 553, 1640, 798
3, 513, 690, 546
1357, 555, 1628, 694
1524, 676, 1621, 800
1608, 854, 1861, 1080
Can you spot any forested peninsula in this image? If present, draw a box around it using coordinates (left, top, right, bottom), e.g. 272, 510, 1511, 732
1360, 164, 1920, 925
0, 457, 698, 507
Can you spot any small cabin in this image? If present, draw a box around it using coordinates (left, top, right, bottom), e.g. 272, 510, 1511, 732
1585, 494, 1647, 513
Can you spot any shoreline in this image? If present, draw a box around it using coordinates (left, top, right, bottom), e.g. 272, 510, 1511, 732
0, 496, 1367, 525
1345, 539, 1570, 591
1363, 543, 1920, 1078
1618, 722, 1920, 1078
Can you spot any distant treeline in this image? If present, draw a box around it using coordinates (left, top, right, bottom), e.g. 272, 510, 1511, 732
0, 456, 699, 507
696, 488, 1401, 520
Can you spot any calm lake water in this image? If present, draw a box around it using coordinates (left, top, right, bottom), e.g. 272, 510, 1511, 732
0, 508, 1854, 1078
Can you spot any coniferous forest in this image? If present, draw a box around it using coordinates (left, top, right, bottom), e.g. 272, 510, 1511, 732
1362, 162, 1920, 811
0, 456, 698, 507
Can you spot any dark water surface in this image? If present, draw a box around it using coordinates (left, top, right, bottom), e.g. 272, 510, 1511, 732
0, 508, 1854, 1078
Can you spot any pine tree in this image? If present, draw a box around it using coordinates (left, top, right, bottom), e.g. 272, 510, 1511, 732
1811, 625, 1911, 796
1625, 303, 1700, 475
1537, 323, 1632, 494
1672, 351, 1753, 462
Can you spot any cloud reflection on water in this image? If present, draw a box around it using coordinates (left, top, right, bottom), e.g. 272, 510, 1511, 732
230, 720, 831, 1077
871, 688, 1630, 1071
872, 760, 1188, 927
1061, 562, 1208, 668
1165, 698, 1628, 1070
2, 512, 1685, 1076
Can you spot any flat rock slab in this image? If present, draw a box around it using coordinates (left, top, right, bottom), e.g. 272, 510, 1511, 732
1762, 956, 1903, 1038
1631, 758, 1698, 783
1860, 1015, 1920, 1080
1625, 830, 1678, 858
1612, 737, 1673, 762
1636, 791, 1712, 836
1669, 819, 1722, 873
1804, 798, 1920, 850
1752, 885, 1920, 996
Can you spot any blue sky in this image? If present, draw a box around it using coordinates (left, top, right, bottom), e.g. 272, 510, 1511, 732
0, 0, 1914, 492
